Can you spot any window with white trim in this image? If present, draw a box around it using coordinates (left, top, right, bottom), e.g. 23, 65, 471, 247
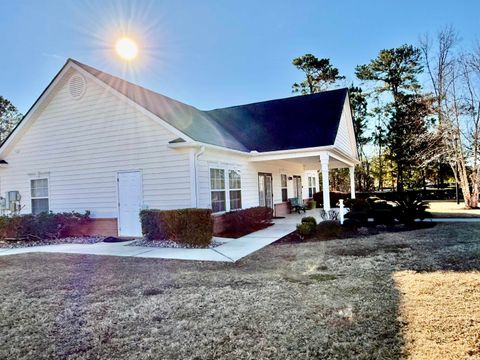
210, 167, 242, 213
31, 178, 49, 214
308, 176, 317, 198
280, 174, 288, 202
229, 170, 242, 210
210, 168, 226, 213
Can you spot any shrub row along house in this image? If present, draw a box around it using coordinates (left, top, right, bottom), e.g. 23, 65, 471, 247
0, 59, 358, 237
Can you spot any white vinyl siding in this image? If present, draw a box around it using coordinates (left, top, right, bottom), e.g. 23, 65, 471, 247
198, 149, 306, 210
0, 69, 192, 218
334, 98, 358, 157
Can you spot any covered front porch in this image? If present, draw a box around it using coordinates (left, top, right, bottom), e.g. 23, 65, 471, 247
249, 147, 359, 212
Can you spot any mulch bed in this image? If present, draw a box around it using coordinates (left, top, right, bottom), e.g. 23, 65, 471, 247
274, 222, 437, 245
128, 238, 224, 249
214, 222, 274, 239
0, 236, 105, 249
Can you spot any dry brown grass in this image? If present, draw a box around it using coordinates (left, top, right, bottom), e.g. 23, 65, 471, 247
428, 201, 480, 218
394, 271, 480, 360
0, 223, 480, 359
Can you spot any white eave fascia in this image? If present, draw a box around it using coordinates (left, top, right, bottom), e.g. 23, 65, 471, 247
328, 148, 360, 166
168, 142, 360, 166
167, 141, 250, 155
248, 145, 336, 161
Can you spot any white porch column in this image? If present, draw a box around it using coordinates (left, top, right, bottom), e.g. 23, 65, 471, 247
349, 166, 356, 199
320, 154, 330, 211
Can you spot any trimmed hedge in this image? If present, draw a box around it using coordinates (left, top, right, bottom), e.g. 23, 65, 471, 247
220, 206, 273, 234
0, 211, 91, 240
356, 189, 460, 201
139, 208, 213, 247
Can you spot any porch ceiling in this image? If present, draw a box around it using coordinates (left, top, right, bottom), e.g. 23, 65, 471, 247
248, 147, 359, 170
260, 156, 351, 171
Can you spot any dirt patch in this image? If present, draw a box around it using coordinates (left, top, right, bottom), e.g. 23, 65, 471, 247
394, 271, 480, 359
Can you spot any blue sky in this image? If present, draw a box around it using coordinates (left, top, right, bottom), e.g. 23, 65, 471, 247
1, 0, 479, 114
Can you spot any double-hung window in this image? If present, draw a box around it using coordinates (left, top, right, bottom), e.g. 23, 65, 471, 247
308, 176, 317, 198
210, 167, 242, 213
210, 168, 226, 213
31, 178, 49, 214
228, 170, 242, 210
280, 174, 288, 202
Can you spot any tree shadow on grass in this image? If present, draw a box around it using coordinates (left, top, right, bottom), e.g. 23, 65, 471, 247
309, 222, 480, 359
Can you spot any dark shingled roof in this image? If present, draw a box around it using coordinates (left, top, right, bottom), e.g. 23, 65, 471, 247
73, 59, 348, 152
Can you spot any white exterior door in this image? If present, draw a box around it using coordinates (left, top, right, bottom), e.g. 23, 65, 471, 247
117, 171, 143, 237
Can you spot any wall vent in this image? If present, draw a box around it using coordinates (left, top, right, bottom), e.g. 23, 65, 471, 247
68, 75, 86, 99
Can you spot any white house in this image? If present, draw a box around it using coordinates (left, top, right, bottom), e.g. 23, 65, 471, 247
0, 59, 359, 237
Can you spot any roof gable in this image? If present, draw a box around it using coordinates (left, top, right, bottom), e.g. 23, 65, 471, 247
72, 60, 247, 151
73, 60, 350, 153
1, 59, 355, 156
334, 94, 359, 158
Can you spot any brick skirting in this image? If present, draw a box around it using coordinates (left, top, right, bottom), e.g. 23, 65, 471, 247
68, 218, 118, 237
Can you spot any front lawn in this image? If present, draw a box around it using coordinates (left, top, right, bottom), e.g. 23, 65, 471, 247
1, 223, 480, 359
428, 200, 480, 218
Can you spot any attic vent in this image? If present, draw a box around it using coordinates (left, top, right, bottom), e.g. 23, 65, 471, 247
68, 75, 86, 99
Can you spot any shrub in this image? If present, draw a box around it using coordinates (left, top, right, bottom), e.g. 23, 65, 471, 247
296, 222, 315, 237
220, 206, 273, 234
373, 209, 396, 225
316, 220, 343, 239
0, 211, 91, 240
301, 216, 317, 226
342, 218, 361, 232
296, 216, 317, 237
344, 198, 370, 212
395, 193, 429, 224
345, 211, 369, 225
306, 200, 316, 210
140, 208, 213, 247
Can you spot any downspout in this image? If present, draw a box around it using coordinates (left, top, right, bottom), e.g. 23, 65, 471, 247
193, 146, 205, 208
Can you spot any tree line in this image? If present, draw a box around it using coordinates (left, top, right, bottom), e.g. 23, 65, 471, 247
292, 26, 480, 208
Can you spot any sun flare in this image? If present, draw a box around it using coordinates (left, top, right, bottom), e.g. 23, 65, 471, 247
115, 37, 139, 61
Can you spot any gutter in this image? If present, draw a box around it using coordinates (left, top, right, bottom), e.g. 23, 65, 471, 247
170, 141, 359, 166
193, 146, 205, 207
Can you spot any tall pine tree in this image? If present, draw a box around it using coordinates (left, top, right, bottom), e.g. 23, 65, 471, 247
355, 45, 432, 191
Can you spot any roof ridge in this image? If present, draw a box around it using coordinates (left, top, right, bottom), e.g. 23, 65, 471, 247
205, 87, 348, 112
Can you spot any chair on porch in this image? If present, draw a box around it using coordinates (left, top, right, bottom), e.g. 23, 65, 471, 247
288, 198, 307, 214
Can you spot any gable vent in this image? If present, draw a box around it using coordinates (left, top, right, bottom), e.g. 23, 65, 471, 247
68, 75, 86, 99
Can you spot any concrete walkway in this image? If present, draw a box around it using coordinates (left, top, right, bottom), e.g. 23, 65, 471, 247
0, 210, 324, 263
418, 217, 480, 222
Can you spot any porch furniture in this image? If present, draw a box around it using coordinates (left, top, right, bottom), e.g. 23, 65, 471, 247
289, 198, 307, 214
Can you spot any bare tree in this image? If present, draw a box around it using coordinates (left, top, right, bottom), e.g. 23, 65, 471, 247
421, 27, 480, 208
